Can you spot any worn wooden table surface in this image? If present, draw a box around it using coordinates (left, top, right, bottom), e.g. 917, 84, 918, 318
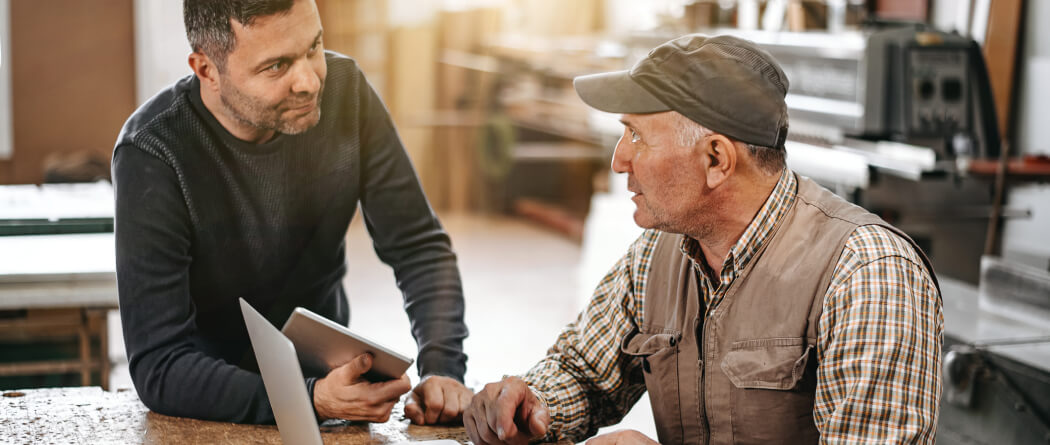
0, 387, 472, 444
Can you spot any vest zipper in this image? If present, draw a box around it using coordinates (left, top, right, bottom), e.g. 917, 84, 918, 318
701, 289, 723, 444
699, 307, 716, 444
701, 318, 711, 444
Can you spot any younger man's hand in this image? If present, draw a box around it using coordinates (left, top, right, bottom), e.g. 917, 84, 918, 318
313, 353, 411, 422
404, 375, 474, 425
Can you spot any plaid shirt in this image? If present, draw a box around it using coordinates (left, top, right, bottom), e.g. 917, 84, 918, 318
523, 171, 943, 444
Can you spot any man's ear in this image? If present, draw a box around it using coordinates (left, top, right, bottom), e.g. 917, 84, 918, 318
704, 134, 737, 189
188, 51, 220, 93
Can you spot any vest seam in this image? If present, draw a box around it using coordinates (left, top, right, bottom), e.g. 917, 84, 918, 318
795, 196, 881, 227
639, 325, 683, 336
794, 176, 886, 227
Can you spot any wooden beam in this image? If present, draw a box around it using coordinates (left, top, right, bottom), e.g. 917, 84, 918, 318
0, 360, 101, 376
982, 0, 1025, 141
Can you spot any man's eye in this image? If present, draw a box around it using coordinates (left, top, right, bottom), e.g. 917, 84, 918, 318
268, 62, 286, 73
630, 129, 641, 143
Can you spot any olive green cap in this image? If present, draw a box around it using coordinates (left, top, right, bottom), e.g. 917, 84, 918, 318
574, 34, 790, 149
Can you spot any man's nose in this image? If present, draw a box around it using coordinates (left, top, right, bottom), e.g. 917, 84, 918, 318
290, 60, 321, 95
611, 136, 633, 174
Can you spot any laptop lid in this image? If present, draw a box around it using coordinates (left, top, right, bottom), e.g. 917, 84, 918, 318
240, 298, 324, 445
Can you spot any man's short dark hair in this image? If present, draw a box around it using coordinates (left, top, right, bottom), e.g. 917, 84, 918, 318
745, 143, 787, 176
184, 0, 295, 70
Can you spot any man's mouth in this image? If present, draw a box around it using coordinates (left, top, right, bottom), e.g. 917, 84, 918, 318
627, 177, 641, 196
287, 99, 317, 113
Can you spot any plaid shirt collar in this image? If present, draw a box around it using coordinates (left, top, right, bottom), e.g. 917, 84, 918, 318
680, 169, 797, 285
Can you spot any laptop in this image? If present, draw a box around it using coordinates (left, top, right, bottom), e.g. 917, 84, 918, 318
239, 298, 459, 445
240, 298, 325, 445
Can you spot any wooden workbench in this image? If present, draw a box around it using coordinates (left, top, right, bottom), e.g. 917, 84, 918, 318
0, 234, 117, 389
0, 387, 472, 444
0, 183, 118, 388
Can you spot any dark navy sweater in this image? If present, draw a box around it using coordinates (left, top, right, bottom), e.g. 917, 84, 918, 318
112, 52, 467, 424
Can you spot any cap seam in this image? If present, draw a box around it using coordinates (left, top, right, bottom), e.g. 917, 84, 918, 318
704, 43, 786, 93
645, 44, 786, 96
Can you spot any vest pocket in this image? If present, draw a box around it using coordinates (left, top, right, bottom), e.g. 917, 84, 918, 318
621, 330, 683, 444
719, 337, 813, 390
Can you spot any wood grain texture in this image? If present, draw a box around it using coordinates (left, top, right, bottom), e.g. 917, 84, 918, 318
0, 387, 473, 444
981, 0, 1024, 141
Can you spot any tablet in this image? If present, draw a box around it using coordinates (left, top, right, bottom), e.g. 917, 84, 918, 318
281, 307, 413, 381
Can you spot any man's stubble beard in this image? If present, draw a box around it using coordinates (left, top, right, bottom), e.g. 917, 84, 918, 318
641, 191, 716, 241
219, 79, 325, 136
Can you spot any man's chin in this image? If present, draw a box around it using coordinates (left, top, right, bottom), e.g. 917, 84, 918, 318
632, 209, 657, 230
279, 111, 322, 135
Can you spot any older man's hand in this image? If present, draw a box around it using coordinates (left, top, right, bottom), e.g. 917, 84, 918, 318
404, 375, 473, 425
585, 429, 659, 445
463, 376, 550, 445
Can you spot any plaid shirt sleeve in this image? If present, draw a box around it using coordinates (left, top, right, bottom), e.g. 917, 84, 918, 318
815, 225, 944, 444
520, 230, 658, 443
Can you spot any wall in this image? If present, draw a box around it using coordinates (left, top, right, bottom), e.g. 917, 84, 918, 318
134, 0, 191, 105
1000, 0, 1050, 269
0, 0, 136, 184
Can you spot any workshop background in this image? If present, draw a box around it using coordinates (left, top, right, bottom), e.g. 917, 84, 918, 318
1, 0, 1048, 443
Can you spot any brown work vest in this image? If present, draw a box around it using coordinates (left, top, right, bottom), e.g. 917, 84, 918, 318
620, 175, 936, 444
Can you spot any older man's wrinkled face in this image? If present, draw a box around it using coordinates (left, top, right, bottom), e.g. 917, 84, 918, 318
611, 112, 712, 235
217, 0, 327, 136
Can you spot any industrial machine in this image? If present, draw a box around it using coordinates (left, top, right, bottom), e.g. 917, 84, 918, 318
761, 26, 1000, 161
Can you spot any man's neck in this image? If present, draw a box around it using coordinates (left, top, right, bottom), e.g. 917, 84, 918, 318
199, 84, 276, 144
691, 172, 781, 278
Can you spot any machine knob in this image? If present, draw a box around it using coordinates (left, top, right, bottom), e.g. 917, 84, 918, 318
918, 79, 936, 101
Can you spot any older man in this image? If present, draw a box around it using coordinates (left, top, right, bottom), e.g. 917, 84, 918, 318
465, 34, 942, 444
113, 0, 471, 425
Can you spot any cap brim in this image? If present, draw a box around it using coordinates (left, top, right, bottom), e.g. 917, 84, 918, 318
573, 71, 670, 114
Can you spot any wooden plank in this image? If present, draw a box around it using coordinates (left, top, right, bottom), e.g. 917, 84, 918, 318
0, 307, 111, 388
436, 9, 485, 212
874, 0, 929, 21
388, 23, 439, 199
78, 313, 90, 386
981, 0, 1024, 141
91, 309, 111, 391
513, 198, 584, 242
0, 360, 100, 376
318, 0, 390, 98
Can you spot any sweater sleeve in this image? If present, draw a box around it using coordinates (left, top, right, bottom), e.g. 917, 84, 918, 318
113, 144, 298, 424
354, 73, 468, 381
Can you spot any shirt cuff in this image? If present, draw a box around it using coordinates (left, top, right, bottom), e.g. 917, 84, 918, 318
416, 350, 467, 383
305, 377, 321, 422
524, 382, 561, 443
